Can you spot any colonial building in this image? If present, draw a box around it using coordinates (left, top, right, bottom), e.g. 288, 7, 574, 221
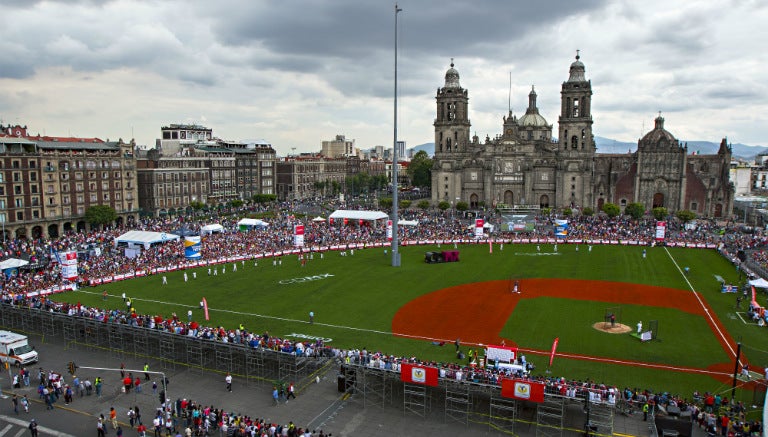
137, 126, 278, 216
0, 124, 138, 238
431, 55, 734, 217
276, 155, 347, 201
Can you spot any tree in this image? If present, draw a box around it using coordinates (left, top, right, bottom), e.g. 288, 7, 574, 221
563, 208, 573, 217
652, 207, 668, 221
407, 150, 433, 188
379, 197, 393, 209
455, 201, 469, 212
400, 199, 412, 209
676, 209, 696, 223
438, 201, 451, 211
540, 207, 552, 216
602, 202, 620, 218
625, 202, 645, 220
582, 207, 594, 216
417, 200, 431, 210
229, 199, 244, 208
252, 194, 277, 204
85, 205, 117, 229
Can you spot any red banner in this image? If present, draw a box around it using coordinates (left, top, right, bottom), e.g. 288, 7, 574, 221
549, 337, 559, 367
202, 297, 210, 321
501, 378, 545, 403
400, 363, 438, 386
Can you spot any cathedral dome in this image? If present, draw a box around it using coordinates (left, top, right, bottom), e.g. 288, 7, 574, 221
568, 52, 586, 82
519, 86, 549, 127
444, 60, 461, 88
638, 114, 680, 150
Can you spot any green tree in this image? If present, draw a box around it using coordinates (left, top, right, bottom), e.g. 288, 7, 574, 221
602, 202, 620, 218
455, 201, 469, 212
229, 199, 244, 208
189, 200, 205, 211
417, 200, 431, 210
676, 209, 697, 223
252, 194, 277, 204
540, 207, 552, 216
438, 201, 451, 211
400, 199, 412, 209
331, 181, 341, 195
625, 202, 645, 220
582, 207, 594, 216
563, 208, 573, 217
85, 205, 117, 229
652, 207, 668, 221
407, 150, 433, 188
379, 197, 393, 209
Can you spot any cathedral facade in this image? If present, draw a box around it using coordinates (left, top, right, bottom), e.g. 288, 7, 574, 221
431, 55, 734, 218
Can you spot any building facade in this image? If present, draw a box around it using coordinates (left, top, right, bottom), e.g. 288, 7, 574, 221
137, 126, 278, 216
321, 135, 355, 158
0, 124, 139, 239
276, 155, 347, 201
431, 56, 734, 217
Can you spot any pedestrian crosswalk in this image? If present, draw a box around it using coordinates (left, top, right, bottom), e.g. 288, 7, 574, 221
0, 415, 77, 437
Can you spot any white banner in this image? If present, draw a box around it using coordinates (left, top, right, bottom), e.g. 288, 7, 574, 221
294, 224, 305, 247
475, 219, 484, 238
60, 251, 78, 280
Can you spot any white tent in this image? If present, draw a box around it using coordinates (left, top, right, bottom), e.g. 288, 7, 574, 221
237, 218, 269, 229
115, 231, 180, 247
201, 224, 225, 235
0, 258, 29, 270
312, 216, 326, 222
749, 278, 768, 288
398, 220, 418, 226
329, 210, 388, 221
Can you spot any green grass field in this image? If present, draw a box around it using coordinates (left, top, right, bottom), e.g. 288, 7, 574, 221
55, 243, 765, 400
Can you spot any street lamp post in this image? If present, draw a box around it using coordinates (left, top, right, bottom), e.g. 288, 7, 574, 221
391, 3, 402, 267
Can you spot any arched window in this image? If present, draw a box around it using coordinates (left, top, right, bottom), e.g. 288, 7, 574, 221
571, 136, 578, 149
573, 98, 580, 117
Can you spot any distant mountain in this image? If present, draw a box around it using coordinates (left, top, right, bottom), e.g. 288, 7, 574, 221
411, 142, 434, 156
409, 138, 767, 160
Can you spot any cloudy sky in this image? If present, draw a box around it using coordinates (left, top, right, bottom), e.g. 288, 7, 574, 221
0, 0, 766, 156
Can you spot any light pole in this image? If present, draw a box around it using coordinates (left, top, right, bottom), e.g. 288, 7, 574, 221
391, 3, 402, 267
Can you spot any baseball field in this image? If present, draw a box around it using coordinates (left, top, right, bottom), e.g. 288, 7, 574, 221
56, 242, 766, 401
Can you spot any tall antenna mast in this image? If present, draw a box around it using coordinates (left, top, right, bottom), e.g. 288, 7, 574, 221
508, 71, 512, 113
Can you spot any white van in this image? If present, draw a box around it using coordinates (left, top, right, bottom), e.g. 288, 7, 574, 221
0, 330, 38, 367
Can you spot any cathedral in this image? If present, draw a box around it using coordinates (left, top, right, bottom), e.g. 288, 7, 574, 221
431, 54, 734, 218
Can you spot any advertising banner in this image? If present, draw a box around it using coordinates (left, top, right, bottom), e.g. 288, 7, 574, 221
501, 378, 545, 403
475, 219, 484, 238
655, 221, 666, 241
400, 363, 439, 387
61, 251, 78, 280
294, 224, 305, 247
386, 220, 393, 241
184, 236, 202, 259
554, 219, 569, 239
485, 345, 518, 363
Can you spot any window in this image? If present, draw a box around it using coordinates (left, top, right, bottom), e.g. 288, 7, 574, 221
103, 193, 110, 201
691, 202, 698, 211
620, 199, 627, 207
63, 196, 70, 205
15, 198, 23, 208
0, 187, 4, 195
31, 186, 38, 194
90, 194, 97, 202
14, 186, 21, 195
30, 172, 37, 181
102, 172, 109, 179
13, 172, 21, 182
16, 211, 23, 220
541, 173, 548, 181
12, 160, 20, 169
77, 195, 84, 203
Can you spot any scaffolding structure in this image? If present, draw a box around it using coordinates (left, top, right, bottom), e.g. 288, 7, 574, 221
445, 382, 471, 425
489, 393, 518, 434
403, 382, 429, 418
536, 394, 565, 437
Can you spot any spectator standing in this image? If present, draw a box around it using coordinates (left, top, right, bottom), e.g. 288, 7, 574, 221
225, 373, 232, 392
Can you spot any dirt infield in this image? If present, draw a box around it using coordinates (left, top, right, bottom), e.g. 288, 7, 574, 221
592, 322, 631, 334
391, 278, 738, 379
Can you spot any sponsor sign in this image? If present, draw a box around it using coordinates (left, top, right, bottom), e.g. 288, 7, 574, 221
475, 219, 484, 238
655, 221, 666, 241
294, 224, 305, 247
501, 378, 545, 403
400, 363, 438, 386
278, 273, 334, 285
184, 236, 202, 259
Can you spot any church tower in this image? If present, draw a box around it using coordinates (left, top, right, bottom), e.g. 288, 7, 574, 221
432, 60, 471, 203
557, 52, 596, 208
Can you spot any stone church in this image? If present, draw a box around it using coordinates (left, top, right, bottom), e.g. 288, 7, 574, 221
431, 55, 734, 218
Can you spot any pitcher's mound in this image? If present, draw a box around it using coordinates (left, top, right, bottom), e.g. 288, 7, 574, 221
592, 322, 631, 334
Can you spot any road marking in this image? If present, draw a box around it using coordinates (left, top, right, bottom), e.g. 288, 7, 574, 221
0, 414, 78, 437
0, 424, 12, 436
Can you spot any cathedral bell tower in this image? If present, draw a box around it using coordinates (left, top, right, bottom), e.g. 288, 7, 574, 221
557, 51, 595, 208
432, 60, 472, 204
559, 51, 595, 154
434, 59, 471, 157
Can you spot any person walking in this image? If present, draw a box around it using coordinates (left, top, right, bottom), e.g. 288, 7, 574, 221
272, 386, 279, 406
225, 373, 232, 392
97, 416, 106, 437
28, 419, 38, 437
286, 382, 296, 401
309, 311, 314, 324
110, 406, 118, 430
12, 394, 19, 414
21, 395, 29, 413
143, 363, 151, 381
